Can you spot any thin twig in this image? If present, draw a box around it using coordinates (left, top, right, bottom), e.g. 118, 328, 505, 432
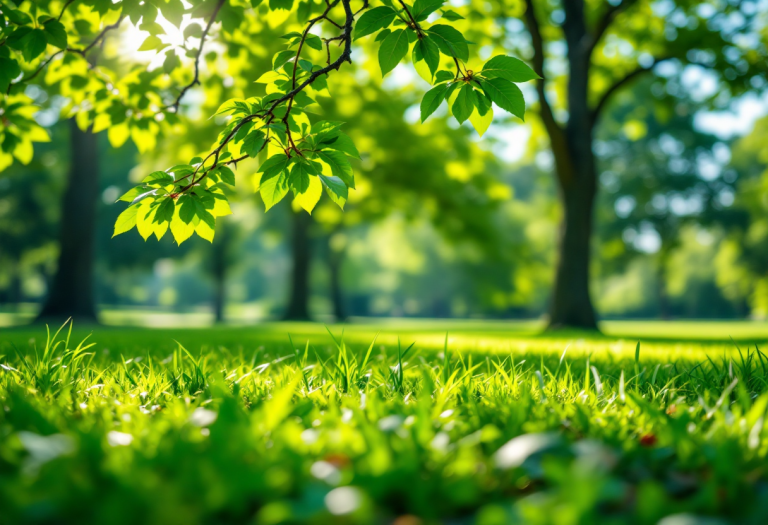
166, 0, 226, 112
58, 0, 76, 21
397, 0, 423, 36
8, 16, 124, 93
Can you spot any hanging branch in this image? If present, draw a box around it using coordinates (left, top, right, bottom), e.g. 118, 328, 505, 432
172, 0, 358, 197
589, 0, 639, 53
166, 0, 227, 112
590, 57, 671, 123
7, 16, 125, 94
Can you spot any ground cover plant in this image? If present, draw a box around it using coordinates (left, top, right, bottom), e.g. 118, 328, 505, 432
1, 322, 768, 524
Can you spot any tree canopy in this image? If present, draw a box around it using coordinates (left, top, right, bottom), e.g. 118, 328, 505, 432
0, 0, 537, 245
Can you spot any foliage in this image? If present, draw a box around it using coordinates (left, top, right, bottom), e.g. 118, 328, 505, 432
3, 322, 768, 522
0, 0, 537, 245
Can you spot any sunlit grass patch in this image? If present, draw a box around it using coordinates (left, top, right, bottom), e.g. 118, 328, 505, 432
2, 321, 768, 523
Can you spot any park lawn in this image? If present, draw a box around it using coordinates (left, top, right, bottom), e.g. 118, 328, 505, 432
1, 320, 768, 524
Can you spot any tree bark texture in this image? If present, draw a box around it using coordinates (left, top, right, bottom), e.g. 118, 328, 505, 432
37, 120, 99, 324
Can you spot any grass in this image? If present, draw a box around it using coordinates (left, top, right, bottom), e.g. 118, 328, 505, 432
2, 320, 768, 524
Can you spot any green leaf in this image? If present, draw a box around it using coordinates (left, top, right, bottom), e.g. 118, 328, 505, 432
5, 9, 31, 25
242, 130, 267, 157
163, 50, 181, 73
5, 27, 31, 55
183, 23, 203, 40
452, 84, 475, 124
0, 58, 21, 92
316, 150, 355, 189
270, 0, 294, 10
260, 172, 289, 210
420, 83, 449, 123
153, 198, 175, 223
426, 24, 468, 62
412, 0, 445, 22
179, 195, 196, 223
217, 166, 236, 186
481, 55, 540, 83
320, 175, 348, 209
288, 161, 313, 195
475, 89, 492, 116
481, 78, 526, 120
170, 199, 196, 245
138, 35, 163, 51
413, 36, 440, 76
435, 70, 454, 83
118, 187, 146, 203
272, 49, 295, 70
168, 164, 195, 176
130, 190, 158, 205
375, 29, 391, 42
21, 29, 48, 61
312, 120, 345, 137
440, 9, 464, 21
378, 28, 409, 77
43, 19, 67, 49
258, 153, 291, 181
320, 133, 360, 159
304, 34, 323, 50
113, 205, 139, 237
142, 171, 174, 184
355, 6, 396, 40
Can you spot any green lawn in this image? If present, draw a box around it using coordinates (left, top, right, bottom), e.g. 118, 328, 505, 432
2, 320, 768, 524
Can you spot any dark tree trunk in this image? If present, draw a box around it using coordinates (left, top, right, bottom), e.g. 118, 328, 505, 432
327, 236, 346, 322
548, 174, 597, 329
37, 120, 99, 324
526, 0, 599, 330
7, 260, 22, 305
657, 248, 671, 320
211, 226, 229, 324
283, 210, 312, 321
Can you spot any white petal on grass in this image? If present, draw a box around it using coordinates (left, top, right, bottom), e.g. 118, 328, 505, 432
494, 433, 560, 469
107, 431, 134, 447
325, 486, 362, 515
431, 432, 450, 453
378, 415, 403, 432
657, 514, 728, 525
188, 407, 218, 427
18, 432, 75, 463
311, 461, 341, 485
301, 428, 319, 445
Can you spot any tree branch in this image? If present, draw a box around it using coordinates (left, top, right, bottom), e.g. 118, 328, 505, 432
68, 16, 125, 57
589, 0, 639, 54
8, 16, 124, 93
174, 0, 357, 197
58, 0, 76, 21
523, 0, 563, 139
398, 0, 423, 36
590, 57, 669, 122
166, 0, 226, 112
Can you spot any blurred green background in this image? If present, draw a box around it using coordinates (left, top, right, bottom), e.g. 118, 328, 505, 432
2, 0, 768, 329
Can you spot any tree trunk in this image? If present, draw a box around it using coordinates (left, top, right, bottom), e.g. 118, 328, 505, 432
546, 0, 599, 330
548, 174, 598, 329
6, 260, 22, 305
37, 120, 99, 324
657, 248, 671, 320
211, 226, 228, 324
327, 236, 346, 322
283, 210, 312, 321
